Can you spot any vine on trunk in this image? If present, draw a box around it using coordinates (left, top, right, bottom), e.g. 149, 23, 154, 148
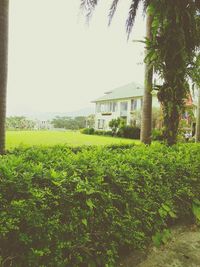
146, 0, 200, 145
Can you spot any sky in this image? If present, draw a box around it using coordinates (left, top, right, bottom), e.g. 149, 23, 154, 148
7, 0, 146, 116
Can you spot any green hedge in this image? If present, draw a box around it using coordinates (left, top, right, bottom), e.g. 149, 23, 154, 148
117, 126, 140, 139
81, 127, 141, 139
93, 130, 113, 136
81, 128, 113, 137
0, 144, 200, 266
151, 129, 164, 141
80, 128, 95, 135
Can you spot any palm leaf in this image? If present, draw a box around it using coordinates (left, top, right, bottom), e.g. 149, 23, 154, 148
108, 0, 120, 26
143, 0, 152, 13
80, 0, 99, 22
126, 0, 140, 39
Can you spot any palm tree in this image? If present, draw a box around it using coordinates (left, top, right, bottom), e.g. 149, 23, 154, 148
81, 0, 153, 145
81, 0, 200, 146
139, 0, 200, 146
140, 13, 153, 144
0, 0, 9, 154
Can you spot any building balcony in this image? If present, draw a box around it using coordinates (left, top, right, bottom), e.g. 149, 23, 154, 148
101, 112, 112, 116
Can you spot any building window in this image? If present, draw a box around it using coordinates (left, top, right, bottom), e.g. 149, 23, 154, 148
108, 102, 112, 112
96, 103, 101, 113
140, 98, 143, 108
101, 103, 109, 113
98, 102, 117, 113
120, 101, 128, 111
112, 102, 117, 112
131, 99, 137, 111
98, 119, 105, 129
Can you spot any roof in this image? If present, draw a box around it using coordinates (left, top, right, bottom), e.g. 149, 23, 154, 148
93, 82, 144, 102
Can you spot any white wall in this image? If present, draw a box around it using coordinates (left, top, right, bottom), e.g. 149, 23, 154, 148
94, 96, 160, 130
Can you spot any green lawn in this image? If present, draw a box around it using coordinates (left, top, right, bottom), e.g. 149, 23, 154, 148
6, 130, 138, 149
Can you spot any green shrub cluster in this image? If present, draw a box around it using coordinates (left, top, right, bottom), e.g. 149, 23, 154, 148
80, 127, 95, 135
0, 144, 200, 266
81, 128, 113, 137
81, 126, 141, 139
151, 129, 164, 141
117, 126, 140, 139
93, 130, 113, 136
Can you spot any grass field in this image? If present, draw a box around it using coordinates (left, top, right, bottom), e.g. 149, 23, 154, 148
6, 130, 138, 149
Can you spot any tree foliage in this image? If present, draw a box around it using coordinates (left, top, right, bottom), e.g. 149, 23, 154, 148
108, 118, 121, 135
81, 0, 151, 38
146, 0, 200, 145
6, 116, 35, 130
81, 0, 200, 145
51, 116, 86, 130
189, 53, 200, 88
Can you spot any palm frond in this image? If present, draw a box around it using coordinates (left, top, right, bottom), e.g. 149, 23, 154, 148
126, 0, 140, 40
142, 0, 152, 13
108, 0, 120, 26
80, 0, 99, 22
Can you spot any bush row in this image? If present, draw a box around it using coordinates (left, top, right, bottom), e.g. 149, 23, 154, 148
0, 144, 200, 266
81, 128, 113, 137
81, 126, 141, 139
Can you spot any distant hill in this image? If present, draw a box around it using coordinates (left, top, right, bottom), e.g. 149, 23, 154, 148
7, 107, 95, 120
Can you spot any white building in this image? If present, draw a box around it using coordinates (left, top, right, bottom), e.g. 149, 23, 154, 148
93, 82, 160, 131
34, 120, 53, 130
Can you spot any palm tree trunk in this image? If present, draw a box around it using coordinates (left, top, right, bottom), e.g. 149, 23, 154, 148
0, 0, 9, 154
140, 13, 153, 144
195, 87, 200, 142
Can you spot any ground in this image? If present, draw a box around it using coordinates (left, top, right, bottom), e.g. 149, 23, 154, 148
6, 130, 137, 148
120, 225, 200, 267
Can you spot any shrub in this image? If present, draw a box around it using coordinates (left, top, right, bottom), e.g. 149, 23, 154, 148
118, 126, 141, 139
104, 130, 113, 136
0, 144, 200, 266
81, 128, 112, 136
94, 130, 113, 136
151, 129, 164, 141
80, 127, 95, 135
109, 118, 121, 135
93, 130, 104, 135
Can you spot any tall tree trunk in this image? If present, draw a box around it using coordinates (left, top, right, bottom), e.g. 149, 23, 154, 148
196, 87, 200, 142
162, 97, 180, 146
140, 13, 153, 145
0, 0, 9, 154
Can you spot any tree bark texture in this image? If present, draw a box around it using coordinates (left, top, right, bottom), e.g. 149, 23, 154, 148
140, 13, 153, 145
0, 0, 9, 154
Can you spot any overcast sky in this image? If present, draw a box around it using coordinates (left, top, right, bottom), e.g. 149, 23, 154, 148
7, 0, 146, 115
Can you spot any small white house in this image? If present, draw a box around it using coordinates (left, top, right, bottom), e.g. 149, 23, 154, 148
92, 82, 160, 131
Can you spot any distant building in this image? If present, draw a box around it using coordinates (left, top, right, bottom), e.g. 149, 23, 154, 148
34, 120, 53, 130
93, 82, 198, 132
92, 82, 159, 131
